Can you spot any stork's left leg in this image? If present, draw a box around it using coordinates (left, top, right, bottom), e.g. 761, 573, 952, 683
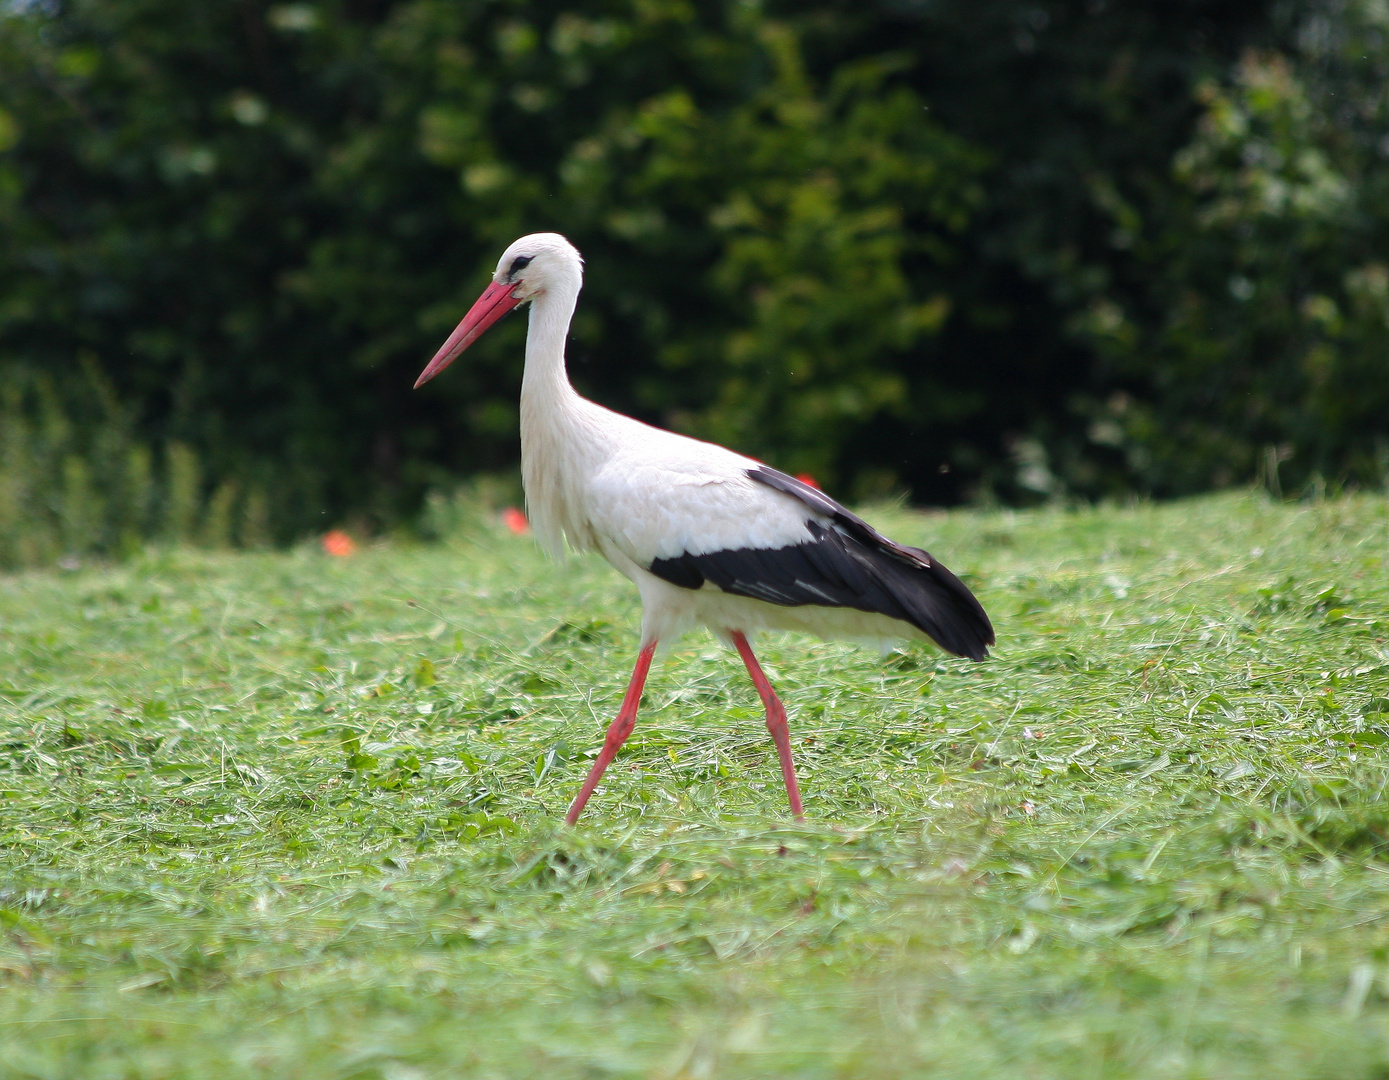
730, 631, 805, 820
565, 641, 657, 825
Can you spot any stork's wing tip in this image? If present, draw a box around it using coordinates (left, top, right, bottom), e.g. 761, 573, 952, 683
943, 623, 994, 662
963, 639, 993, 662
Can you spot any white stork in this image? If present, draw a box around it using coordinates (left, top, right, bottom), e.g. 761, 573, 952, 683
415, 233, 994, 824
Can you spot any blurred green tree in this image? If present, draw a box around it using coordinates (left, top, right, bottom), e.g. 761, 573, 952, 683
7, 0, 1375, 566
0, 0, 989, 533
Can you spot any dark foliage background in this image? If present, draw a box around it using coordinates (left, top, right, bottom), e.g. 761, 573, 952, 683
1, 0, 1385, 559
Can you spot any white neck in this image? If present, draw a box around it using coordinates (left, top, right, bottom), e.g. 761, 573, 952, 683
518, 273, 602, 556
520, 278, 581, 408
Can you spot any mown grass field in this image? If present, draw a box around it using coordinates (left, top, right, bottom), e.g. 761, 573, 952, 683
2, 491, 1388, 1079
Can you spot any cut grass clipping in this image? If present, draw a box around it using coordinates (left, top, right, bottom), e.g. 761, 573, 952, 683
1, 491, 1388, 1078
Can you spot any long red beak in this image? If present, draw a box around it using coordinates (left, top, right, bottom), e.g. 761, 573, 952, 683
414, 280, 522, 389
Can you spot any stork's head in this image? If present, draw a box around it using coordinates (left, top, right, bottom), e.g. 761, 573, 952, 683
414, 233, 583, 389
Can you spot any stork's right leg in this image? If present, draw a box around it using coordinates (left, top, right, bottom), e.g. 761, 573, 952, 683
565, 641, 657, 825
730, 631, 805, 820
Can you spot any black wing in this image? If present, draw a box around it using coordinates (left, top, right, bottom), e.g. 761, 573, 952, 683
647, 466, 995, 661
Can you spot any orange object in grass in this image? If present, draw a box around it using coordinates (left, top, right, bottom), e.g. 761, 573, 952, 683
794, 472, 820, 489
322, 530, 357, 557
501, 507, 530, 535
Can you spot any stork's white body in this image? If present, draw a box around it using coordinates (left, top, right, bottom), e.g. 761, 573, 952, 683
524, 374, 920, 648
415, 233, 994, 822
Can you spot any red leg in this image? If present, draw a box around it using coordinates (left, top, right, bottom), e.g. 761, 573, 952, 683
730, 632, 805, 820
565, 641, 657, 825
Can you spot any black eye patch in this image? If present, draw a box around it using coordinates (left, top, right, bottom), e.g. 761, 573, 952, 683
508, 255, 534, 278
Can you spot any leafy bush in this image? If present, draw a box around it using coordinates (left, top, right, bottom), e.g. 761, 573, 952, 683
1067, 1, 1389, 496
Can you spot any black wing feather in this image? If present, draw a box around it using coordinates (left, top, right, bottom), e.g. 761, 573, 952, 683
646, 466, 995, 661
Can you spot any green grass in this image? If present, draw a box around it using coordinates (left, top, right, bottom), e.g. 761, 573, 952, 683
2, 491, 1388, 1078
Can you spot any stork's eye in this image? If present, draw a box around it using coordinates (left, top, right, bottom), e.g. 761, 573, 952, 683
508, 255, 534, 278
